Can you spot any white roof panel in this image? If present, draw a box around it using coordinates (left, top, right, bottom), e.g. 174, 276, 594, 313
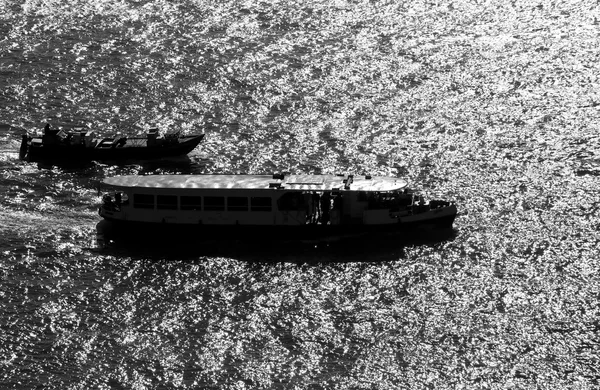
103, 174, 407, 192
103, 175, 277, 190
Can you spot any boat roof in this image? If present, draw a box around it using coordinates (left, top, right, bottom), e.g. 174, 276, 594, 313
103, 174, 408, 192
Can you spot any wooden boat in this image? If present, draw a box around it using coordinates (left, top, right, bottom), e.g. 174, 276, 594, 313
19, 124, 205, 162
97, 173, 457, 243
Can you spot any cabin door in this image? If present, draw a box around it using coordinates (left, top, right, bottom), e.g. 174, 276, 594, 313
275, 192, 307, 226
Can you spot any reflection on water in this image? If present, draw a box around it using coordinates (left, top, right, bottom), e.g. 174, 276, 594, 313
95, 227, 458, 264
1, 0, 600, 388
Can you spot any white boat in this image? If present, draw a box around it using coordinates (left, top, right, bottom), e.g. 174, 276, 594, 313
97, 174, 457, 242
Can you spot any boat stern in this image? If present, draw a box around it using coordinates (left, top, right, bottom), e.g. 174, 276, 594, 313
98, 193, 127, 221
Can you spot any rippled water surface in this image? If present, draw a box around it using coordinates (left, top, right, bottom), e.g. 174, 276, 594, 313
1, 1, 599, 388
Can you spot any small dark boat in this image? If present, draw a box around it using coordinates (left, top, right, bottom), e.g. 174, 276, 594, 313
19, 124, 205, 163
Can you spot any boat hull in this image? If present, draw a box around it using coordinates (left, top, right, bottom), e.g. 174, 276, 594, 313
22, 134, 204, 162
399, 204, 457, 229
97, 205, 457, 245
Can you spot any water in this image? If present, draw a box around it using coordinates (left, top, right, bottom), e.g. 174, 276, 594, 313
1, 1, 599, 388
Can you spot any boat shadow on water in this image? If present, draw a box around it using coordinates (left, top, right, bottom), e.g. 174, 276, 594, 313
94, 222, 458, 263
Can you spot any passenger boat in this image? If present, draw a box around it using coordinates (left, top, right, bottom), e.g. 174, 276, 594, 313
97, 173, 457, 243
19, 124, 205, 163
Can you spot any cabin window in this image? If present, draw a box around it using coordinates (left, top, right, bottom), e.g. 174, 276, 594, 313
367, 192, 404, 210
227, 197, 248, 211
277, 192, 305, 211
157, 195, 178, 210
204, 196, 225, 211
250, 197, 272, 212
133, 194, 154, 209
181, 196, 202, 211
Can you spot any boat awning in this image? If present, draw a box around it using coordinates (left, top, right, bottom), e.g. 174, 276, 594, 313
103, 174, 408, 192
103, 175, 279, 190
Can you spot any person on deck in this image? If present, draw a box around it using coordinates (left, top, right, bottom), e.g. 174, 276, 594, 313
320, 192, 331, 225
332, 194, 343, 224
312, 192, 321, 223
304, 192, 314, 224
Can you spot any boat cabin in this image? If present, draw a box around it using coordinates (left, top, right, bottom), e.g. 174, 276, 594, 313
99, 174, 420, 227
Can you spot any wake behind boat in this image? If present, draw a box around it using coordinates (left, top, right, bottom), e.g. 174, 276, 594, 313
20, 124, 205, 163
97, 173, 457, 245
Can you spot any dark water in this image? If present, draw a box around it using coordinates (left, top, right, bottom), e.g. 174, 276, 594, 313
1, 1, 599, 388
